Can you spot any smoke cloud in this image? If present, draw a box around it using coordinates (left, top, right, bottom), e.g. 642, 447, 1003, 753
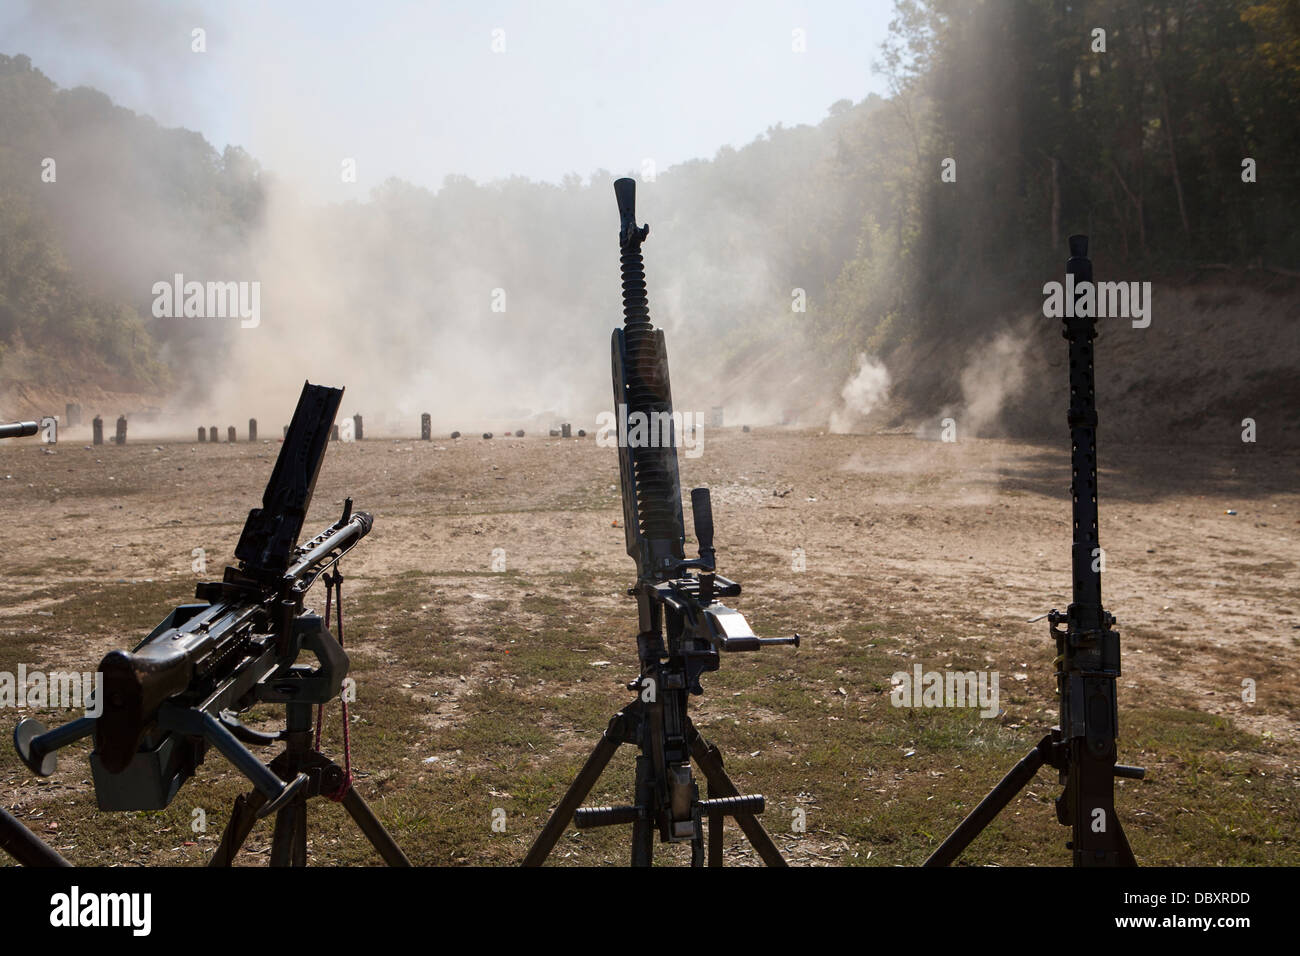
958, 328, 1031, 438
829, 352, 891, 433
1, 1, 902, 438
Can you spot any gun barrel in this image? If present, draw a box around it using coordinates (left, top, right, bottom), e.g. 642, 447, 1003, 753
0, 421, 39, 439
286, 510, 373, 586
611, 178, 685, 580
1064, 235, 1103, 622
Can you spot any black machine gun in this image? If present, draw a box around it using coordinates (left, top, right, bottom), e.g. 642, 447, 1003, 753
12, 381, 408, 866
0, 421, 39, 439
524, 178, 799, 867
925, 236, 1143, 867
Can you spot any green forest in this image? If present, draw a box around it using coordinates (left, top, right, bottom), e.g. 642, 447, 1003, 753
1, 0, 1296, 418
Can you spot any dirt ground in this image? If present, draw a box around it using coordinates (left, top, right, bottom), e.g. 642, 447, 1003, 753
1, 425, 1296, 865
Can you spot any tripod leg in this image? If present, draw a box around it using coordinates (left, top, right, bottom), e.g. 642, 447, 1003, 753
630, 819, 655, 866
269, 804, 293, 867
209, 790, 267, 867
293, 801, 307, 866
523, 713, 627, 866
630, 753, 655, 867
340, 787, 411, 866
924, 733, 1050, 867
293, 802, 307, 866
706, 809, 722, 867
688, 725, 787, 867
269, 795, 308, 867
0, 806, 70, 867
690, 825, 704, 868
1114, 817, 1137, 867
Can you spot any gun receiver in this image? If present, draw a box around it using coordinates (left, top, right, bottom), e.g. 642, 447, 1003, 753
0, 421, 39, 439
13, 382, 365, 819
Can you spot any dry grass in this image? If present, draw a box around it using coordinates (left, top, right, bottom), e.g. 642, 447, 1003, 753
1, 429, 1296, 865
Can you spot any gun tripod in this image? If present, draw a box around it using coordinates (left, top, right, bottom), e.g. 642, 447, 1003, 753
523, 692, 786, 867
209, 699, 409, 867
923, 718, 1143, 867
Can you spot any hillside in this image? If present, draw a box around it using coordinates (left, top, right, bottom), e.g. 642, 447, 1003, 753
1, 1, 1297, 441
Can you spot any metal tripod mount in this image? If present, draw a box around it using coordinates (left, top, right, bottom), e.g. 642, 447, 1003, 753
208, 610, 409, 867
523, 490, 799, 867
208, 716, 408, 865
523, 178, 799, 867
925, 235, 1143, 867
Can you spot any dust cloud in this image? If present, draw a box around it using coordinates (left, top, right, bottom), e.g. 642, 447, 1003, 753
829, 352, 891, 433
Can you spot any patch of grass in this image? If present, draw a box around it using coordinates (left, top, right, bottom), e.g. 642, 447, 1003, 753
4, 557, 94, 578
2, 434, 1297, 867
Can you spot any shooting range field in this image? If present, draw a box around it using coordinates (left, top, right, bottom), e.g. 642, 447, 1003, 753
1, 429, 1296, 865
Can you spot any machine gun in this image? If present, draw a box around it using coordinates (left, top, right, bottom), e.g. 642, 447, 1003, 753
11, 381, 408, 866
0, 421, 39, 439
925, 236, 1143, 867
524, 178, 799, 867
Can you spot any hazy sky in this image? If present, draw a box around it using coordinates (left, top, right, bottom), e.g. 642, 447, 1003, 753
1, 0, 895, 198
